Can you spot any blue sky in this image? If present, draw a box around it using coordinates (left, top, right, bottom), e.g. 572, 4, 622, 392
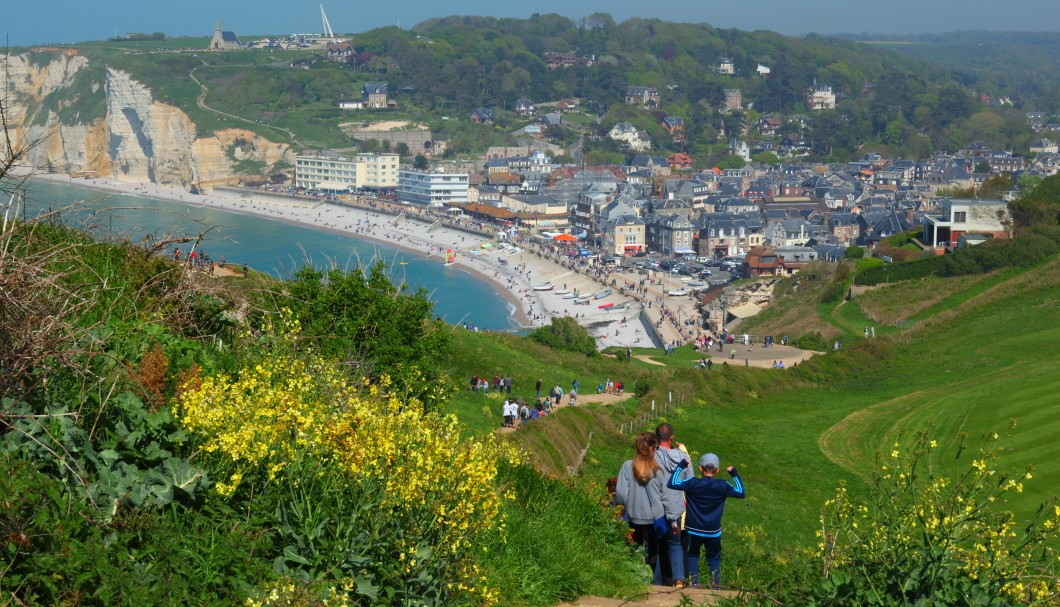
6, 0, 1060, 46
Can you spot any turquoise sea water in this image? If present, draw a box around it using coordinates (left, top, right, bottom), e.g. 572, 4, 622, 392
15, 179, 518, 330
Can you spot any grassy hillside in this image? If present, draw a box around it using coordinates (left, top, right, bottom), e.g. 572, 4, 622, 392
3, 203, 1057, 604
464, 256, 1060, 583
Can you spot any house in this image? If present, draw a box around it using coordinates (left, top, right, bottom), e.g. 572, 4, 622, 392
756, 64, 771, 77
515, 99, 536, 117
717, 57, 736, 75
765, 218, 815, 247
543, 51, 593, 69
759, 117, 782, 137
1030, 138, 1058, 154
609, 122, 651, 152
723, 89, 742, 112
986, 151, 1027, 173
741, 246, 781, 277
326, 43, 352, 62
361, 83, 389, 109
644, 213, 695, 257
661, 116, 685, 142
661, 179, 711, 207
773, 245, 819, 275
555, 99, 579, 113
625, 86, 660, 108
697, 217, 763, 258
667, 152, 693, 171
808, 85, 836, 110
856, 210, 916, 247
470, 108, 494, 124
729, 139, 751, 162
827, 213, 861, 246
628, 155, 671, 176
920, 198, 1010, 249
603, 214, 646, 255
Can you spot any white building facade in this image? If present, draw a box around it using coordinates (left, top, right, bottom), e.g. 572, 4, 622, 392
398, 170, 470, 206
295, 153, 400, 190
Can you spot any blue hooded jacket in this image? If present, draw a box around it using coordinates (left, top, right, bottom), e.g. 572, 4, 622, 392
668, 460, 745, 537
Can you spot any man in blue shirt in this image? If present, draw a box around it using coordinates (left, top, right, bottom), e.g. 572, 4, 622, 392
668, 453, 745, 588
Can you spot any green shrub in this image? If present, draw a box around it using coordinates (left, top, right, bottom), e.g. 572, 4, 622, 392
793, 331, 828, 352
528, 316, 597, 356
812, 431, 1059, 606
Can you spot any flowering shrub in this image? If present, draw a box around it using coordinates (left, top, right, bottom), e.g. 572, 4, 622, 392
816, 430, 1059, 606
176, 313, 518, 605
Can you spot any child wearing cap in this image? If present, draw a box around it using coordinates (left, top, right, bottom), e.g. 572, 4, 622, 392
667, 453, 745, 588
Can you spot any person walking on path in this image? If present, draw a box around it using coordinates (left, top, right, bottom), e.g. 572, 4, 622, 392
614, 433, 667, 579
654, 424, 692, 587
667, 453, 745, 588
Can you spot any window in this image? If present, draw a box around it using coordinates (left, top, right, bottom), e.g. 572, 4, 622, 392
953, 211, 967, 223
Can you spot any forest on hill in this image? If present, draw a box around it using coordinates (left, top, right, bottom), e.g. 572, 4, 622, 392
15, 15, 1058, 164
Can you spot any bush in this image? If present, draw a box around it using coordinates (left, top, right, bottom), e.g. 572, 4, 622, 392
814, 431, 1060, 606
793, 331, 828, 352
844, 246, 864, 259
176, 315, 518, 606
528, 316, 598, 356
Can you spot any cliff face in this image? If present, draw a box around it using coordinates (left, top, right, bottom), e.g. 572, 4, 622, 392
4, 52, 292, 189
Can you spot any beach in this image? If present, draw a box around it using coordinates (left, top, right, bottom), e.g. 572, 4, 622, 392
13, 169, 709, 350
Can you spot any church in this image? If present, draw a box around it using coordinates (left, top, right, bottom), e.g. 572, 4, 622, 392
210, 21, 241, 50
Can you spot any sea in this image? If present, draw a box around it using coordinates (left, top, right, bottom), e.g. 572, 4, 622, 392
12, 179, 518, 331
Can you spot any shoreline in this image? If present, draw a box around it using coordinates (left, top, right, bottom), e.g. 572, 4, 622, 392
13, 169, 670, 347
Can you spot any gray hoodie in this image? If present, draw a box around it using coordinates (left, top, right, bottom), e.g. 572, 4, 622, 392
654, 446, 692, 521
614, 460, 666, 525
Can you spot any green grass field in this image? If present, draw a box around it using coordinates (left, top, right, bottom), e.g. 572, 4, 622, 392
452, 257, 1060, 567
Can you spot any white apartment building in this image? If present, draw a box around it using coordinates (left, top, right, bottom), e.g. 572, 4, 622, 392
397, 170, 470, 207
295, 153, 400, 190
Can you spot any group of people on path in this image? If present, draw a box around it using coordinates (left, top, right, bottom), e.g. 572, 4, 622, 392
612, 423, 745, 589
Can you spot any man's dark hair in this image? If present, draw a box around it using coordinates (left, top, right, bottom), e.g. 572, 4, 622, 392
656, 423, 674, 442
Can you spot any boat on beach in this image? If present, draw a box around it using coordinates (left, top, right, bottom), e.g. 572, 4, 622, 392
555, 290, 569, 296
562, 291, 581, 299
594, 289, 612, 300
533, 282, 555, 291
598, 302, 614, 309
666, 289, 689, 296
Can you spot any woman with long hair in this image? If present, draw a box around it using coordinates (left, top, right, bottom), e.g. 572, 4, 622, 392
614, 432, 666, 571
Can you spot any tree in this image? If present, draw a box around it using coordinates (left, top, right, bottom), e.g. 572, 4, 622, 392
974, 160, 992, 174
275, 261, 451, 408
528, 316, 597, 355
716, 155, 747, 170
413, 154, 429, 170
752, 151, 779, 165
395, 142, 410, 157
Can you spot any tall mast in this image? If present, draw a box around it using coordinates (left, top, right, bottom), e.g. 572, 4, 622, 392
320, 5, 334, 38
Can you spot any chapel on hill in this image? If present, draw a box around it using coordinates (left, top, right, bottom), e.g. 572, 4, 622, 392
210, 21, 241, 50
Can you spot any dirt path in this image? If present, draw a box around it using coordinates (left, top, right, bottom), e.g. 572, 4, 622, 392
495, 390, 632, 434
557, 585, 741, 607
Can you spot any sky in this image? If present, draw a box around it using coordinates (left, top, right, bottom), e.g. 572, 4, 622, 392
5, 0, 1060, 47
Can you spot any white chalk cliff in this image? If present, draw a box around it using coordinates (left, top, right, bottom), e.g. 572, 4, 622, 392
3, 51, 292, 189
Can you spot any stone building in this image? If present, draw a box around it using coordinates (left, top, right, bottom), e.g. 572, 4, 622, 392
210, 21, 241, 50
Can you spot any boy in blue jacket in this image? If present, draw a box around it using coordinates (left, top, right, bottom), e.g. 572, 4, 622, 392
668, 453, 745, 588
